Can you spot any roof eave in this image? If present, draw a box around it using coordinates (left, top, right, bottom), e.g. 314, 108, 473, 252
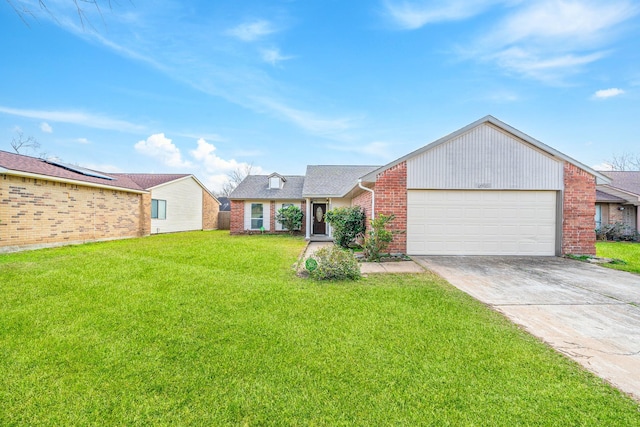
1, 169, 148, 194
597, 185, 640, 205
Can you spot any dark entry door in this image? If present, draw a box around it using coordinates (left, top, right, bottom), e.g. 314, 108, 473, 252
312, 203, 327, 234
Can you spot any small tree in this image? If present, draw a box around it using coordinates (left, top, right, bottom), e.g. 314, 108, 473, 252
324, 206, 366, 248
275, 205, 303, 234
363, 213, 395, 261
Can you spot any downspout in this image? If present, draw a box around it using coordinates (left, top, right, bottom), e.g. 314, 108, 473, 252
357, 179, 374, 217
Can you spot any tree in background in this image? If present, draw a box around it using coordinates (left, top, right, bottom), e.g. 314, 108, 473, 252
10, 131, 41, 156
217, 164, 254, 197
7, 0, 117, 28
606, 152, 640, 171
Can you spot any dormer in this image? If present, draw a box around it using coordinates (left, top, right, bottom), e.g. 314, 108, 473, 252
268, 172, 286, 189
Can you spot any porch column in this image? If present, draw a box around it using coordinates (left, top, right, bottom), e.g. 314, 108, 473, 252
327, 198, 332, 237
305, 198, 311, 239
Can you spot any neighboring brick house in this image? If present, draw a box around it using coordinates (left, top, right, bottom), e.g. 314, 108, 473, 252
230, 116, 609, 256
595, 171, 640, 234
0, 150, 219, 252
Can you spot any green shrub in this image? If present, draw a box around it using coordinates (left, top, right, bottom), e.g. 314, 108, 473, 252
324, 206, 366, 248
363, 213, 395, 261
276, 205, 303, 234
309, 246, 361, 281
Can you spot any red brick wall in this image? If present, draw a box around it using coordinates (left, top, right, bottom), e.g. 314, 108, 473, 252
375, 162, 407, 253
1, 174, 148, 251
562, 163, 596, 255
202, 190, 220, 230
231, 200, 307, 235
230, 200, 245, 234
352, 188, 373, 230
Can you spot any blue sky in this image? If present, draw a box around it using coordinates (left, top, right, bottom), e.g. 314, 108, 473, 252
1, 0, 639, 192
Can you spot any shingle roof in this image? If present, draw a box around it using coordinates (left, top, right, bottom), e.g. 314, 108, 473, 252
602, 171, 640, 196
229, 175, 305, 199
0, 150, 145, 192
302, 165, 380, 197
596, 190, 626, 203
112, 173, 191, 190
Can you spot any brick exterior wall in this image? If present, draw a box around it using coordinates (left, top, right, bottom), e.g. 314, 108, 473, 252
351, 188, 373, 230
140, 192, 151, 236
230, 200, 245, 234
202, 190, 220, 230
1, 175, 148, 251
230, 199, 306, 235
562, 162, 597, 255
350, 162, 409, 253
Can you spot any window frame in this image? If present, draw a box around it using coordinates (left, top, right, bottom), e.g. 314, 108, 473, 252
151, 199, 167, 220
250, 203, 264, 230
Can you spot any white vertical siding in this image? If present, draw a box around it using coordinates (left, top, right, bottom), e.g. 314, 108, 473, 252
151, 177, 203, 234
407, 123, 563, 190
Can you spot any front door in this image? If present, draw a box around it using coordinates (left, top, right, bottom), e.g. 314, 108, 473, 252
312, 203, 327, 235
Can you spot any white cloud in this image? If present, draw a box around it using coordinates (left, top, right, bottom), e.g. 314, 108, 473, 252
226, 19, 276, 42
75, 137, 90, 144
190, 138, 262, 174
134, 133, 192, 168
190, 138, 264, 192
494, 0, 635, 46
40, 122, 53, 133
254, 97, 357, 135
471, 0, 639, 82
0, 106, 145, 133
383, 0, 506, 29
488, 47, 605, 82
592, 162, 614, 171
261, 48, 293, 66
593, 88, 625, 99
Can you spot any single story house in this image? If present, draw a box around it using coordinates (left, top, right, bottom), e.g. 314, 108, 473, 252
230, 116, 609, 256
0, 150, 219, 252
595, 171, 640, 233
113, 173, 220, 235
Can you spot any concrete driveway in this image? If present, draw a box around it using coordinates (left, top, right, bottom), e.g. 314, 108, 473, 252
413, 256, 640, 401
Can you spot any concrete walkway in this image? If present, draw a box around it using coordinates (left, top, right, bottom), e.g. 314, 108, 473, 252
302, 242, 424, 274
414, 256, 640, 401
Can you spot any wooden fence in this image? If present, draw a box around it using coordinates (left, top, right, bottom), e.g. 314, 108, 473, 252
218, 211, 230, 230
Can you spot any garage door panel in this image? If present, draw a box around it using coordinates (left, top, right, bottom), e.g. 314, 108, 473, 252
408, 190, 556, 255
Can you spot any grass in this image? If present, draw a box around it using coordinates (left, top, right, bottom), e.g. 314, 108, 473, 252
1, 231, 639, 425
596, 241, 640, 274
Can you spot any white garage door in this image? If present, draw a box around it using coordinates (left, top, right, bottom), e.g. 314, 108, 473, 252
407, 190, 557, 256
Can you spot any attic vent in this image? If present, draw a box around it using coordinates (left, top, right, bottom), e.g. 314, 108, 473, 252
44, 159, 115, 180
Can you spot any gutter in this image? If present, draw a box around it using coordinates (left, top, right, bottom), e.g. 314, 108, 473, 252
357, 179, 375, 217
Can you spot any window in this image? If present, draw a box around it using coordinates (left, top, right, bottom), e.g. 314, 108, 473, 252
152, 199, 167, 220
595, 204, 602, 230
269, 176, 281, 189
251, 203, 264, 229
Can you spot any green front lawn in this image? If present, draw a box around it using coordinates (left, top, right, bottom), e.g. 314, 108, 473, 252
1, 232, 639, 425
596, 241, 640, 274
